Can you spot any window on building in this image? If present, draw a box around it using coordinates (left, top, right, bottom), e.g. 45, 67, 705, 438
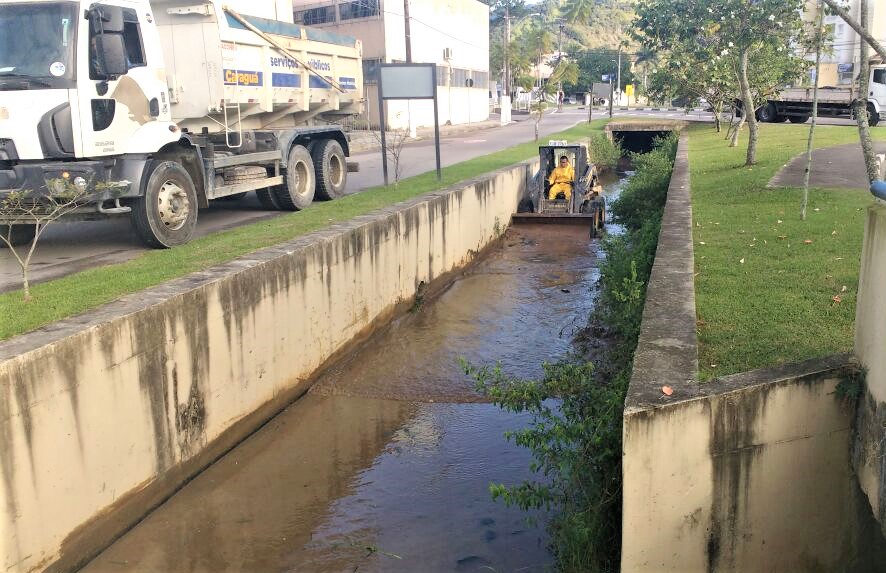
472, 71, 488, 89
362, 57, 381, 85
294, 5, 335, 25
339, 0, 379, 20
437, 65, 447, 86
452, 68, 468, 88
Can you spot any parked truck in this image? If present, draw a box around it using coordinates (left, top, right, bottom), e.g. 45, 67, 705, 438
748, 64, 885, 126
0, 0, 363, 247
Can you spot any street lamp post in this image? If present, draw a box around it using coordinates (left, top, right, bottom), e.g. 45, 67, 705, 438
504, 11, 542, 98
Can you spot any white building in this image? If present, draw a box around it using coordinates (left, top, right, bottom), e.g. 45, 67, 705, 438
292, 0, 490, 129
806, 0, 886, 86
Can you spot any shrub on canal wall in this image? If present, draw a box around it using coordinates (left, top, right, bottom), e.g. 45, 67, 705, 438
467, 133, 678, 573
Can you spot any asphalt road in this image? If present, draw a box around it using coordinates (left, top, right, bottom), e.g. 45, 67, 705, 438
0, 108, 864, 292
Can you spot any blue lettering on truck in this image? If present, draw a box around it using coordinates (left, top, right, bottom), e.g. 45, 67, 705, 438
338, 77, 357, 90
270, 56, 299, 69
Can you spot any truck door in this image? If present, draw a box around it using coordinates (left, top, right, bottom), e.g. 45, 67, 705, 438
78, 3, 175, 157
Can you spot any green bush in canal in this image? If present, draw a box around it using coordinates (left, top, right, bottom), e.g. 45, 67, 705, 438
588, 133, 622, 171
467, 133, 678, 573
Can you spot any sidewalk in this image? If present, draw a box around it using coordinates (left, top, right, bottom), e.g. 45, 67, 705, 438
347, 113, 534, 153
768, 141, 886, 190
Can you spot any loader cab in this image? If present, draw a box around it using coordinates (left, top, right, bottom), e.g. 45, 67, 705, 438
537, 142, 596, 213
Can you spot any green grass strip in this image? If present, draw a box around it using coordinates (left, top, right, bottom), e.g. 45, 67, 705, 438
689, 122, 886, 381
0, 120, 612, 341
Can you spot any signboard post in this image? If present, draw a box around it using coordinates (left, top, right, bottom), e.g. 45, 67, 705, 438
377, 63, 442, 185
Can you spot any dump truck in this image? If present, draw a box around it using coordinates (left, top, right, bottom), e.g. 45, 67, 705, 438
512, 142, 606, 238
0, 0, 363, 247
748, 64, 886, 126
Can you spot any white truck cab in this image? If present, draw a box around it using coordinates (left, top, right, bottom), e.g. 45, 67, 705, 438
0, 0, 362, 247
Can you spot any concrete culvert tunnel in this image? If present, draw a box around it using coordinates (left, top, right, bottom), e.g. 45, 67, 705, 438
611, 130, 673, 154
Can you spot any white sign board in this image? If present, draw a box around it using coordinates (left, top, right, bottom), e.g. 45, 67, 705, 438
379, 64, 435, 99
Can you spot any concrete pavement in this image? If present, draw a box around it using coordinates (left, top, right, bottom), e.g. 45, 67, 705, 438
768, 140, 886, 190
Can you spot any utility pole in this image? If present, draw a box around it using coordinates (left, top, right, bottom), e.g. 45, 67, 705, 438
504, 4, 510, 97
608, 73, 614, 118
616, 45, 622, 107
403, 0, 412, 62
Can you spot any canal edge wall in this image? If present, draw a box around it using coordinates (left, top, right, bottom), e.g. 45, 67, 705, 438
853, 203, 886, 542
0, 158, 538, 573
621, 134, 883, 572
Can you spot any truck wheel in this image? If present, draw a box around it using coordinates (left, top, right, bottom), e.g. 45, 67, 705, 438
132, 161, 198, 248
256, 188, 282, 210
756, 102, 778, 123
274, 145, 315, 210
788, 115, 810, 124
312, 139, 347, 200
869, 103, 880, 127
0, 224, 36, 248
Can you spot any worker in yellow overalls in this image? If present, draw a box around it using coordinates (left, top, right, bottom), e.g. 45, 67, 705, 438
548, 155, 575, 200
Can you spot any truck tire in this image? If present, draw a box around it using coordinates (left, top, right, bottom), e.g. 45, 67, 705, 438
273, 145, 315, 210
132, 161, 198, 248
788, 115, 810, 124
869, 103, 880, 127
256, 188, 282, 210
312, 139, 347, 200
0, 224, 36, 248
756, 102, 778, 123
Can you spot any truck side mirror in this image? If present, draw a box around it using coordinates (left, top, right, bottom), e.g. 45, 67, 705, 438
92, 33, 127, 79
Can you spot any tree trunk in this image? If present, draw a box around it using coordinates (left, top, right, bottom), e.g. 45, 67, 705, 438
822, 0, 886, 62
854, 0, 880, 183
713, 102, 722, 133
738, 49, 758, 165
802, 2, 824, 221
730, 115, 746, 147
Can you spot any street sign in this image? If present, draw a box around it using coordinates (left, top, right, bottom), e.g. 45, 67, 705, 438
377, 63, 442, 184
626, 84, 634, 97
602, 74, 610, 82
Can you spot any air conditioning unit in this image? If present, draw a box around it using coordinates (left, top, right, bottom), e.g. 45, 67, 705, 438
443, 48, 453, 61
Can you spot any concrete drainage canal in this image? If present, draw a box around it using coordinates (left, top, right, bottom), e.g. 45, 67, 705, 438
78, 174, 629, 573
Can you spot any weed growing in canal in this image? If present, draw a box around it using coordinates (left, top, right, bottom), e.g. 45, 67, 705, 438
466, 133, 678, 573
588, 133, 622, 171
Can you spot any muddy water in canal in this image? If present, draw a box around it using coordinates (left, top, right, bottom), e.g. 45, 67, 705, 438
82, 178, 626, 573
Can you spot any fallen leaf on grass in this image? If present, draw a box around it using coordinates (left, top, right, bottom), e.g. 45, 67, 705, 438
739, 258, 745, 264
777, 235, 787, 240
841, 285, 848, 292
832, 295, 842, 305
777, 219, 783, 224
699, 241, 706, 245
814, 208, 820, 212
662, 386, 674, 396
710, 364, 717, 368
803, 240, 813, 244
832, 230, 838, 236
835, 257, 843, 261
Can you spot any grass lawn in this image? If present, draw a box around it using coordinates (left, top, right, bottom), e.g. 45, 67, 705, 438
690, 122, 886, 381
0, 120, 612, 341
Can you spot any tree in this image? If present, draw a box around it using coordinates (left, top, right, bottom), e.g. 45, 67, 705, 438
0, 178, 124, 301
634, 0, 807, 165
802, 1, 826, 220
570, 49, 633, 93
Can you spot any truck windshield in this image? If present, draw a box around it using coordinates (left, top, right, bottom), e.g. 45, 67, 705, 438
0, 2, 77, 89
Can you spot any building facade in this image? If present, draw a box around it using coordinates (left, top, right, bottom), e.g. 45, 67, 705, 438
292, 0, 490, 129
806, 0, 886, 86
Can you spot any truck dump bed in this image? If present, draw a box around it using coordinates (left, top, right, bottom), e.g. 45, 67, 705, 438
153, 0, 363, 131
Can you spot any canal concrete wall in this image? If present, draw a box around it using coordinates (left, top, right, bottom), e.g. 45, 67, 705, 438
853, 203, 886, 540
0, 159, 538, 573
621, 135, 884, 572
